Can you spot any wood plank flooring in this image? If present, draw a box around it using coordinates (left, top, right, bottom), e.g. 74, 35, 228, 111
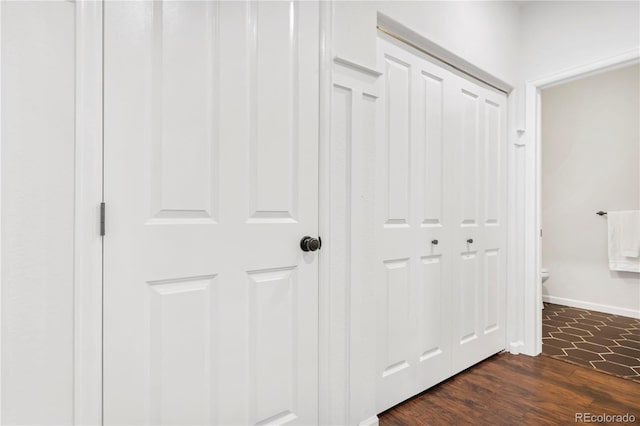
378, 353, 640, 425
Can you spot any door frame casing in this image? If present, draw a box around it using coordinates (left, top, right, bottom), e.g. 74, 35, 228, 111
0, 3, 101, 422
521, 48, 640, 356
318, 1, 338, 425
0, 3, 4, 420
74, 1, 103, 424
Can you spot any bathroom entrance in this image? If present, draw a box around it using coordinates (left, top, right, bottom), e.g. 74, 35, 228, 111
539, 63, 640, 380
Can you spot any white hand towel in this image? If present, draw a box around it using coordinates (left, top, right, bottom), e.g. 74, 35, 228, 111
608, 210, 640, 273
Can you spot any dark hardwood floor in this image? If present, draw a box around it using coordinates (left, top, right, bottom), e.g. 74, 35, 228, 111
378, 353, 640, 425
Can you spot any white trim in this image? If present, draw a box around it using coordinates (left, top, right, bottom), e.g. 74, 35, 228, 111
542, 295, 640, 320
74, 2, 103, 424
527, 48, 640, 90
0, 2, 3, 421
331, 53, 381, 426
509, 342, 523, 355
376, 12, 513, 94
506, 88, 526, 355
522, 47, 640, 356
318, 1, 336, 425
333, 56, 382, 77
358, 415, 380, 426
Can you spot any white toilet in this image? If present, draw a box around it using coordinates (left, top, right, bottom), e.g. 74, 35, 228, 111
541, 268, 550, 309
541, 267, 550, 282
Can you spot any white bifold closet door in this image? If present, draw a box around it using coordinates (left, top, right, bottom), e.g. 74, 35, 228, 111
375, 34, 507, 412
103, 2, 319, 425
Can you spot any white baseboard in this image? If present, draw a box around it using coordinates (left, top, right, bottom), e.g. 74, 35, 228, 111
359, 416, 379, 426
542, 294, 640, 319
509, 341, 523, 355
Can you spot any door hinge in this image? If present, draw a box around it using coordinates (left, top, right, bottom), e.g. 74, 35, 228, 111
100, 202, 106, 236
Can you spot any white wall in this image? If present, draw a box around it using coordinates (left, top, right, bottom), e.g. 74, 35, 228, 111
541, 64, 640, 317
1, 2, 76, 424
520, 1, 640, 81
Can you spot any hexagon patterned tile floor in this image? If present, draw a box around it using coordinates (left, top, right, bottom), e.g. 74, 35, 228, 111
542, 303, 640, 383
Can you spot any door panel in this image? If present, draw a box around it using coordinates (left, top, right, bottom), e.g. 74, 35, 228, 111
412, 48, 454, 401
147, 275, 218, 426
418, 255, 444, 360
459, 88, 480, 226
459, 253, 480, 343
376, 34, 506, 413
376, 35, 453, 413
103, 2, 319, 425
484, 99, 502, 225
451, 75, 507, 373
382, 54, 411, 225
381, 258, 412, 377
251, 1, 301, 219
420, 71, 445, 226
376, 41, 417, 412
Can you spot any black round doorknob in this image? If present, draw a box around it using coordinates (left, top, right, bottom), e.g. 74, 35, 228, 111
431, 240, 439, 245
300, 236, 322, 252
467, 238, 474, 244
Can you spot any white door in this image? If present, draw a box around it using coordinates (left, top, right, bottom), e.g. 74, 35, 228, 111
375, 34, 506, 413
450, 74, 507, 373
103, 2, 320, 425
375, 35, 454, 412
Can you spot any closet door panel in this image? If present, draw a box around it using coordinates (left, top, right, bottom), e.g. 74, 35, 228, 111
484, 249, 501, 333
420, 71, 445, 226
381, 258, 413, 376
451, 79, 484, 369
413, 56, 453, 399
376, 35, 453, 413
459, 88, 481, 228
459, 252, 480, 343
479, 89, 507, 348
451, 78, 507, 372
376, 34, 507, 413
484, 98, 502, 227
419, 255, 444, 358
383, 54, 412, 226
376, 41, 417, 412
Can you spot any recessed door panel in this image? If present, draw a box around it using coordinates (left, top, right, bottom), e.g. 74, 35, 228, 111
248, 267, 299, 425
420, 72, 445, 227
484, 250, 500, 333
419, 255, 443, 360
250, 1, 300, 220
147, 275, 218, 426
381, 259, 412, 377
148, 2, 219, 223
459, 253, 479, 344
460, 89, 480, 226
484, 100, 501, 225
383, 55, 411, 226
